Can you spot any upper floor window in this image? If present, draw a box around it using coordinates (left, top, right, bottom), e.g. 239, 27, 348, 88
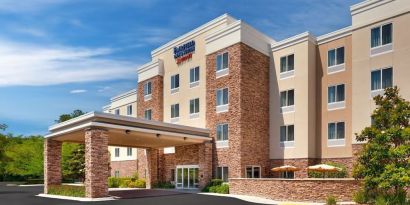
280, 125, 294, 142
171, 74, 179, 91
115, 148, 120, 157
115, 109, 120, 115
328, 47, 344, 67
144, 82, 152, 96
127, 147, 132, 156
190, 67, 200, 84
216, 88, 229, 113
328, 122, 345, 140
189, 98, 200, 116
144, 109, 152, 120
371, 23, 392, 48
245, 166, 261, 178
280, 54, 294, 73
171, 104, 179, 119
127, 105, 132, 115
328, 84, 345, 103
216, 52, 228, 71
371, 67, 393, 91
280, 89, 294, 107
216, 124, 228, 142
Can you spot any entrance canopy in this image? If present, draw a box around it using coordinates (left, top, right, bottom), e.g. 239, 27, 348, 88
45, 112, 211, 148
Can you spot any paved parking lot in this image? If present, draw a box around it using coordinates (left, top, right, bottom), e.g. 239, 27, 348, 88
0, 183, 266, 205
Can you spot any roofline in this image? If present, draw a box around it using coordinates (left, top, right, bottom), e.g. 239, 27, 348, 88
150, 13, 236, 57
271, 31, 316, 52
110, 88, 137, 102
316, 26, 352, 45
350, 0, 393, 15
137, 59, 163, 73
48, 111, 210, 137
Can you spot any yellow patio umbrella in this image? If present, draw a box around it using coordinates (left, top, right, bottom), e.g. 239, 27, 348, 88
271, 165, 301, 172
307, 164, 342, 172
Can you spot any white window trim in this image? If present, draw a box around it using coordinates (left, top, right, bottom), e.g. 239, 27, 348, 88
189, 67, 200, 85
327, 46, 345, 68
189, 98, 200, 117
245, 166, 261, 178
216, 123, 229, 148
280, 125, 294, 148
171, 74, 180, 94
217, 166, 229, 182
370, 67, 393, 97
279, 69, 295, 80
216, 88, 229, 113
370, 22, 393, 49
144, 109, 152, 120
126, 105, 133, 116
115, 148, 120, 158
280, 89, 295, 114
216, 52, 229, 78
327, 121, 346, 147
115, 109, 120, 115
327, 84, 346, 111
279, 54, 295, 74
143, 81, 152, 100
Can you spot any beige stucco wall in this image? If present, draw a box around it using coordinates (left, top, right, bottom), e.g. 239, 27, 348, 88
317, 35, 353, 158
270, 40, 317, 159
352, 12, 410, 143
154, 23, 230, 128
109, 146, 138, 161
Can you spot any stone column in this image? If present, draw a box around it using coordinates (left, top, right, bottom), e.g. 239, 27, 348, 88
84, 128, 109, 198
145, 148, 159, 189
44, 138, 62, 194
198, 142, 213, 188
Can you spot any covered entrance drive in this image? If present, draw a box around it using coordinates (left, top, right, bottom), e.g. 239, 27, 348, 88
44, 112, 212, 198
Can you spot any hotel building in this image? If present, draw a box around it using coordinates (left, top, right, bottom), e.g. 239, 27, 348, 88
44, 0, 410, 198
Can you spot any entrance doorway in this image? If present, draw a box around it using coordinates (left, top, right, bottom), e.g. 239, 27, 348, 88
175, 165, 199, 189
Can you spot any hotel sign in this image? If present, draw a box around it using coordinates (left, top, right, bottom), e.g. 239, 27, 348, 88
174, 40, 195, 64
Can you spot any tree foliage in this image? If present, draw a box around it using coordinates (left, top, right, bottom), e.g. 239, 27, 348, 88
353, 87, 410, 202
0, 124, 7, 131
56, 110, 85, 123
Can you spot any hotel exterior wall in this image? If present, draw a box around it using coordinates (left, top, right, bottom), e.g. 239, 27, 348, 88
109, 146, 137, 161
351, 12, 410, 143
270, 40, 317, 159
317, 35, 353, 158
137, 75, 164, 121
155, 23, 229, 128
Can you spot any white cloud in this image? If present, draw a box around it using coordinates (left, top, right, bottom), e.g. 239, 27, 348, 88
70, 89, 87, 94
98, 86, 112, 93
0, 39, 139, 87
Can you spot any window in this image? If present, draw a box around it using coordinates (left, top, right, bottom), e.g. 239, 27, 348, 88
171, 74, 179, 91
216, 52, 229, 71
144, 82, 152, 96
280, 89, 294, 107
190, 67, 200, 83
171, 104, 179, 119
280, 54, 294, 73
280, 125, 294, 142
144, 109, 152, 120
371, 67, 393, 91
328, 47, 344, 67
115, 148, 120, 157
216, 167, 229, 182
189, 98, 199, 114
371, 23, 392, 48
127, 105, 132, 115
171, 169, 175, 182
216, 88, 229, 106
127, 147, 132, 156
328, 84, 345, 103
280, 171, 294, 179
115, 109, 120, 115
114, 171, 120, 178
328, 122, 345, 140
246, 166, 261, 178
216, 124, 228, 141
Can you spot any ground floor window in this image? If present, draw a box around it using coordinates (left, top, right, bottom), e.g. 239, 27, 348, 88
280, 171, 294, 179
245, 166, 261, 178
171, 169, 175, 182
216, 166, 229, 182
114, 170, 120, 178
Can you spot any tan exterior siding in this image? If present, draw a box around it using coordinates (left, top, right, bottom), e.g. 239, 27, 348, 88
317, 35, 353, 158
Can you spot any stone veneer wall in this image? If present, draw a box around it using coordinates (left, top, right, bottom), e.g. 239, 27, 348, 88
137, 149, 148, 179
159, 152, 176, 182
44, 139, 62, 194
84, 128, 109, 198
137, 75, 163, 121
230, 178, 361, 202
206, 42, 270, 178
110, 160, 138, 177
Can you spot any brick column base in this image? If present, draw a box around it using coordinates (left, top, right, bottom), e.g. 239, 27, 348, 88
198, 142, 213, 188
44, 139, 62, 194
85, 128, 109, 198
146, 148, 159, 189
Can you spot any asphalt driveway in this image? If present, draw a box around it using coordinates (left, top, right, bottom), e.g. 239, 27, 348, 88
0, 182, 266, 205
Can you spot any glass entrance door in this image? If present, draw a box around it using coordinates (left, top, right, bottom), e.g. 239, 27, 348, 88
175, 165, 199, 189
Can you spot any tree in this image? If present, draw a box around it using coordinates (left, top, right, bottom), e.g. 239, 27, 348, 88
0, 124, 7, 131
353, 87, 410, 203
57, 109, 86, 182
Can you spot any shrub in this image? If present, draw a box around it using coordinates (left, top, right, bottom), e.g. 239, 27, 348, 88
308, 162, 348, 178
326, 195, 337, 205
153, 181, 175, 189
47, 185, 85, 197
119, 179, 132, 188
108, 177, 121, 188
202, 179, 229, 194
215, 184, 229, 194
353, 190, 368, 204
209, 179, 224, 186
128, 179, 146, 188
25, 178, 44, 184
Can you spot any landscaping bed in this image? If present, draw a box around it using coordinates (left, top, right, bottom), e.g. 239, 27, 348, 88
47, 185, 85, 197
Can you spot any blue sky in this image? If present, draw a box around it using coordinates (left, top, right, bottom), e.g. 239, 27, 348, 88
0, 0, 361, 136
